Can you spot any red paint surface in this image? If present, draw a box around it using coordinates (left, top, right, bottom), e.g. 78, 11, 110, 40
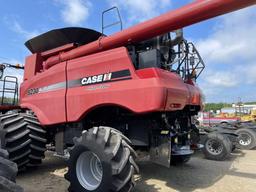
20, 48, 202, 125
20, 61, 67, 125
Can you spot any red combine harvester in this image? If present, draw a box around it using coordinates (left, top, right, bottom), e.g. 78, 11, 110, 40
0, 0, 256, 192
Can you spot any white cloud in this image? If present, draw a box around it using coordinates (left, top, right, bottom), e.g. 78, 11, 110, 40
195, 7, 256, 102
198, 70, 239, 102
13, 21, 39, 40
204, 71, 239, 88
57, 0, 91, 26
236, 63, 256, 84
197, 7, 256, 64
108, 0, 171, 25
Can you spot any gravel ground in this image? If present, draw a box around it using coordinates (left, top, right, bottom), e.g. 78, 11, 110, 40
17, 150, 256, 192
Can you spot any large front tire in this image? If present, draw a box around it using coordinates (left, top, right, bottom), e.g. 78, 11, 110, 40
0, 113, 31, 170
65, 127, 139, 192
23, 114, 47, 167
0, 113, 47, 170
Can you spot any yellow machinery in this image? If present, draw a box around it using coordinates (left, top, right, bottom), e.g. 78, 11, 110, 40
240, 109, 256, 122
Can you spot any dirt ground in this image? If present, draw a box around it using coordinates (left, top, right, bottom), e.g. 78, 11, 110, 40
17, 150, 256, 192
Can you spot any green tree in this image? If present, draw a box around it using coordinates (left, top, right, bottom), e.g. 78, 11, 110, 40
204, 103, 232, 112
244, 101, 256, 105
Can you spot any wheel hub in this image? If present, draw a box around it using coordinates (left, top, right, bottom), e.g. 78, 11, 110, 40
206, 139, 223, 155
76, 151, 103, 191
239, 133, 252, 146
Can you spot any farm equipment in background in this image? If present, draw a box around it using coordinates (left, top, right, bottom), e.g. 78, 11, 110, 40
241, 109, 256, 122
0, 0, 256, 192
192, 113, 240, 161
0, 63, 24, 192
218, 122, 256, 150
235, 104, 256, 122
195, 109, 256, 160
197, 111, 240, 126
194, 125, 239, 161
196, 109, 256, 160
194, 120, 256, 162
0, 63, 24, 112
219, 102, 256, 123
0, 63, 24, 79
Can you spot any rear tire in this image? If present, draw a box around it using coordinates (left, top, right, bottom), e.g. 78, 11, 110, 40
235, 128, 256, 150
0, 148, 23, 192
65, 126, 139, 192
202, 133, 231, 161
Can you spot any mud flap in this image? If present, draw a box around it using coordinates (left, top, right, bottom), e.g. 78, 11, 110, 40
150, 131, 171, 168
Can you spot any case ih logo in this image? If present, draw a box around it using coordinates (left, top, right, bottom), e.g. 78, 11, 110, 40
81, 73, 112, 85
27, 69, 131, 96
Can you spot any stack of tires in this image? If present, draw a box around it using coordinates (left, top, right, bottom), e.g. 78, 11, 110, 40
0, 148, 23, 192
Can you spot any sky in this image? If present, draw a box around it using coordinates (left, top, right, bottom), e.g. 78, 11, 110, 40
0, 0, 255, 103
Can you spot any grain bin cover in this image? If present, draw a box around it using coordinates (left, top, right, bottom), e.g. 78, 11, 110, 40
25, 27, 103, 53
